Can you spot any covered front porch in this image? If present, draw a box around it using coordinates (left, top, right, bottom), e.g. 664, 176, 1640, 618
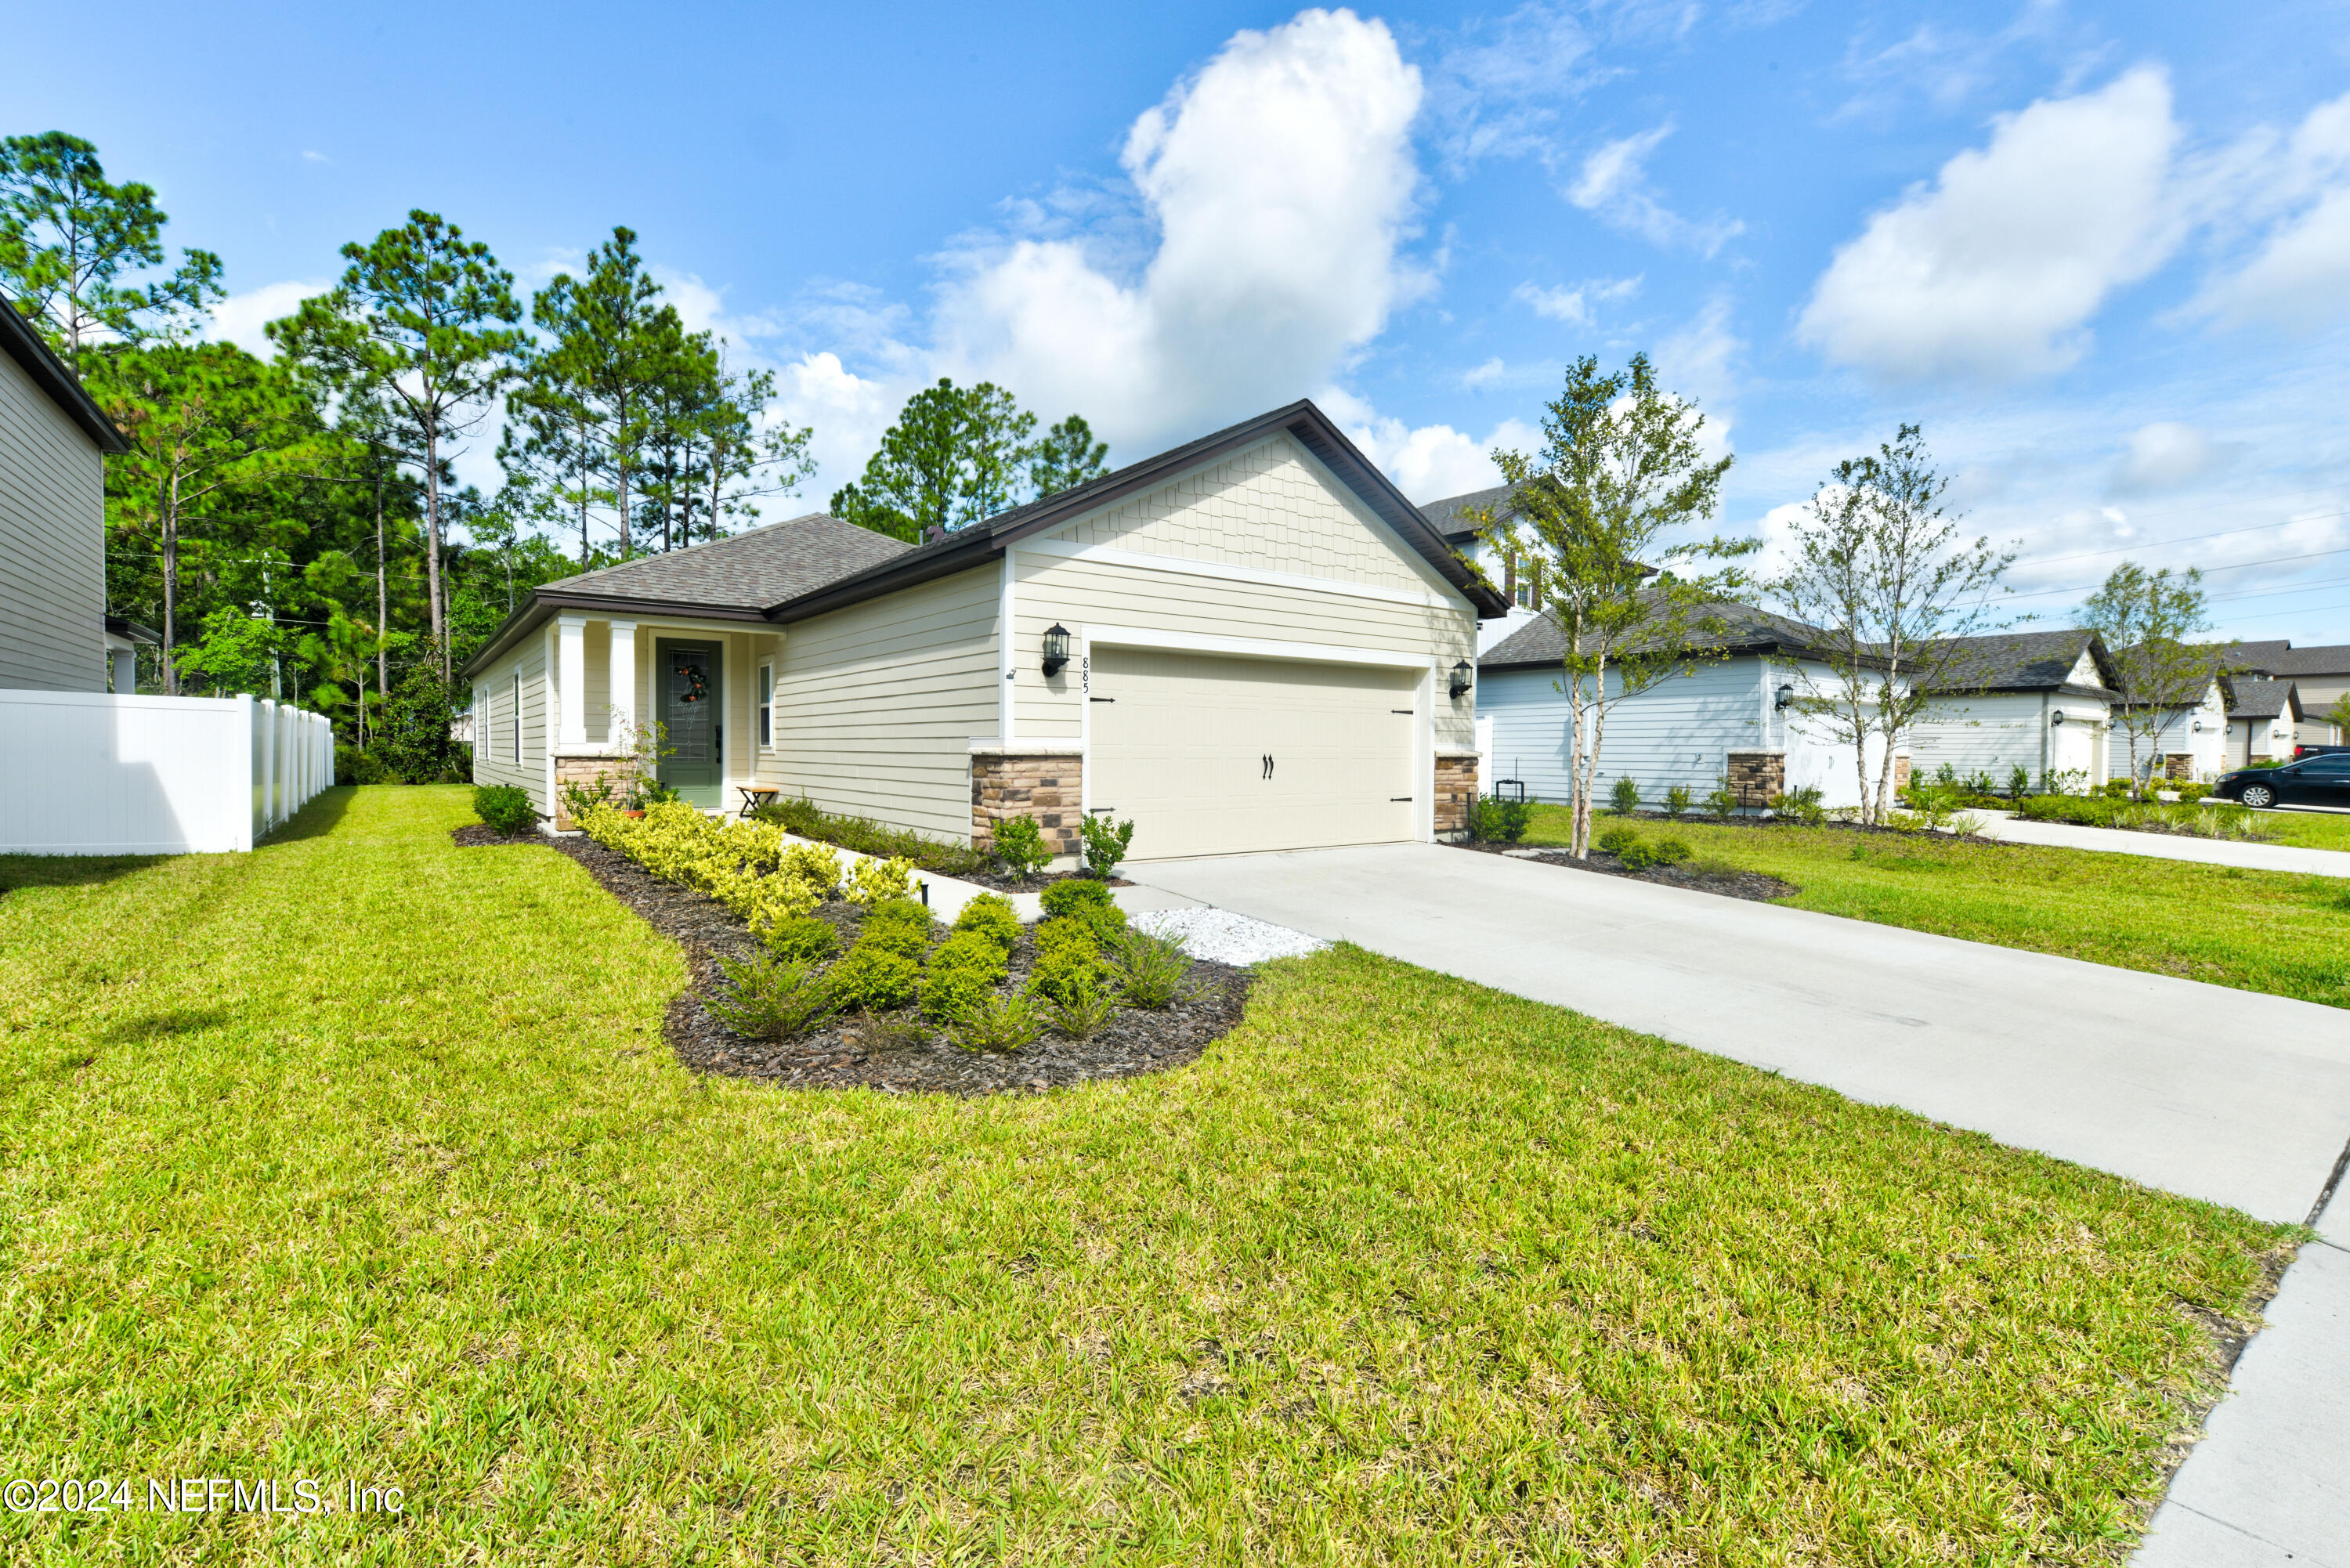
545, 612, 782, 827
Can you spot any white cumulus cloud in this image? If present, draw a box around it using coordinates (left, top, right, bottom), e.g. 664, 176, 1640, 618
1320, 386, 1539, 502
931, 7, 1427, 454
1798, 67, 2182, 382
206, 279, 331, 357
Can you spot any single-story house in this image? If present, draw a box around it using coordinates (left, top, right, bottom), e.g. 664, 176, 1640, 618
2227, 640, 2348, 747
1419, 484, 1542, 656
2110, 670, 2229, 784
462, 399, 1509, 863
1474, 602, 1897, 811
1904, 629, 2120, 790
2222, 677, 2302, 767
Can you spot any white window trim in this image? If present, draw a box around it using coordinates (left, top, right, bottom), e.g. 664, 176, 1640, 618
756, 659, 775, 751
511, 673, 522, 765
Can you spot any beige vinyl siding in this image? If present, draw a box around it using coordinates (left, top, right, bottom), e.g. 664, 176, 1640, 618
1012, 555, 1476, 752
0, 346, 107, 692
470, 637, 548, 809
760, 565, 998, 841
1053, 433, 1458, 600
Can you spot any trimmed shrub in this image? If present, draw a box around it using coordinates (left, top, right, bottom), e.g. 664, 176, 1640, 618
1596, 826, 1640, 857
762, 915, 841, 966
953, 892, 1021, 953
828, 948, 919, 1013
1608, 777, 1643, 816
1469, 795, 1531, 843
1664, 786, 1692, 819
1769, 786, 1825, 827
1080, 814, 1136, 877
856, 898, 935, 960
1652, 836, 1693, 865
1040, 880, 1126, 945
473, 784, 537, 835
1029, 934, 1108, 1008
844, 854, 915, 906
992, 814, 1052, 880
750, 797, 991, 878
921, 929, 1010, 1023
779, 843, 842, 904
703, 955, 838, 1041
1042, 971, 1117, 1039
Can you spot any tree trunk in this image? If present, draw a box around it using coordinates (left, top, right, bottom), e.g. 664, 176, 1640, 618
423, 420, 447, 682
1578, 672, 1613, 859
373, 461, 388, 740
1871, 649, 1904, 826
161, 455, 183, 696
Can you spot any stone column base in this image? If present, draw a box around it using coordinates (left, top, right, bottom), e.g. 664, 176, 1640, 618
1434, 752, 1479, 839
1725, 750, 1785, 811
971, 751, 1083, 862
551, 752, 638, 831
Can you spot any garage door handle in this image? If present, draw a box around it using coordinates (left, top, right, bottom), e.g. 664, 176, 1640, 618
1261, 753, 1274, 779
1390, 797, 1412, 802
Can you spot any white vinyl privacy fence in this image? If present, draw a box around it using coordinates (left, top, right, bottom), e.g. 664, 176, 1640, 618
0, 690, 332, 854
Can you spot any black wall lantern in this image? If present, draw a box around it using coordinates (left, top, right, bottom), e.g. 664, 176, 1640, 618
1774, 683, 1795, 711
1041, 623, 1071, 677
1449, 659, 1473, 699
2052, 709, 2068, 727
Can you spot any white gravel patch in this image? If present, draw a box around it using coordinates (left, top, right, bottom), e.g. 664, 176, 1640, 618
1132, 907, 1330, 966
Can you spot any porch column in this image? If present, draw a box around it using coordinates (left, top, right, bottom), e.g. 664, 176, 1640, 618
556, 614, 588, 748
110, 645, 136, 693
608, 620, 638, 748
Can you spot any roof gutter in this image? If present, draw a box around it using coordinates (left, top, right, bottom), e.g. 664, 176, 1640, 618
457, 589, 773, 680
0, 295, 129, 453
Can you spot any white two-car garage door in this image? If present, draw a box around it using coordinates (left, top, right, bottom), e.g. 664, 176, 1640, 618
1086, 647, 1419, 860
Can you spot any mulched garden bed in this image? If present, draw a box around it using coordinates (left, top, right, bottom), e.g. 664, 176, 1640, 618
952, 866, 1135, 894
537, 832, 1247, 1097
450, 823, 540, 847
1453, 839, 1800, 904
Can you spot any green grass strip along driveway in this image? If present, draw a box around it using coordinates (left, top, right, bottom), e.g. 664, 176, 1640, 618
1526, 804, 2350, 1010
1, 786, 2292, 1564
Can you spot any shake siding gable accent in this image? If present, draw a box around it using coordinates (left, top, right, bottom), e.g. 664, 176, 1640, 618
759, 564, 999, 842
0, 345, 107, 692
1049, 435, 1460, 602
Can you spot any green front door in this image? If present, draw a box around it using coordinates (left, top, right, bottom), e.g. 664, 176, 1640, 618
656, 639, 724, 807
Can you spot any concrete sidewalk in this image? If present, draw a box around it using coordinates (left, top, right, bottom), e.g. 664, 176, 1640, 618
2134, 1183, 2350, 1566
1970, 810, 2350, 878
1128, 841, 2350, 1566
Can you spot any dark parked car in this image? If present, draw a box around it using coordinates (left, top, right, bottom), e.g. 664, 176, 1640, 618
2294, 742, 2350, 760
2214, 752, 2350, 809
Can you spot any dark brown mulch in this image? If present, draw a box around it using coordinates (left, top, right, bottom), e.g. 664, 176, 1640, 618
451, 823, 541, 847
953, 866, 1136, 893
1453, 839, 1800, 904
541, 833, 1246, 1097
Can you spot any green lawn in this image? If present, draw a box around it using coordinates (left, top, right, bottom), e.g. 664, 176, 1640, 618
2259, 807, 2350, 851
1, 787, 2292, 1564
1528, 804, 2350, 1010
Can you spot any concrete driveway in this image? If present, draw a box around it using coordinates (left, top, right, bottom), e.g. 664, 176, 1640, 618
1130, 842, 2350, 1233
1131, 841, 2350, 1566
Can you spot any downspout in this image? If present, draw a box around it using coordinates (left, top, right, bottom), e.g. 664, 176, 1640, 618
2040, 689, 2051, 785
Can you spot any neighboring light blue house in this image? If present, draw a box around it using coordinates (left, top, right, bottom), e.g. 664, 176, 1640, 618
1418, 484, 1544, 656
1475, 604, 1897, 810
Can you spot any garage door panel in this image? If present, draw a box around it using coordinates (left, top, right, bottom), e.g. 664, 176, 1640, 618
1089, 648, 1417, 859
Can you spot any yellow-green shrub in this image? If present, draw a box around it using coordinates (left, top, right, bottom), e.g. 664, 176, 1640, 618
844, 854, 914, 906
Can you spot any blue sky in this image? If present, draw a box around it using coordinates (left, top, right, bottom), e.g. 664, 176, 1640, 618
17, 0, 2350, 641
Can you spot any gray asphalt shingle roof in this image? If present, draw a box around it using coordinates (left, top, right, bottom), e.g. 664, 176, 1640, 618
2222, 677, 2301, 721
1416, 483, 1517, 541
2236, 641, 2350, 677
1479, 600, 1842, 668
1916, 628, 2117, 694
537, 512, 911, 610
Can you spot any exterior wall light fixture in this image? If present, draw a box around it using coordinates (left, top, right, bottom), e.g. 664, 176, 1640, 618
2052, 710, 2068, 725
1041, 623, 1071, 677
1449, 660, 1473, 699
1774, 684, 1795, 711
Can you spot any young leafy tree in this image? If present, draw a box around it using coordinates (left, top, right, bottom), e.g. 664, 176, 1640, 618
1028, 414, 1110, 498
2084, 563, 2216, 793
2323, 690, 2350, 744
274, 212, 525, 680
1469, 353, 1746, 858
831, 378, 1041, 541
0, 131, 222, 356
1768, 425, 2013, 825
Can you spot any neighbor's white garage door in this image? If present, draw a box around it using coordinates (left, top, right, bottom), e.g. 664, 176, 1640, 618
1086, 647, 1419, 859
